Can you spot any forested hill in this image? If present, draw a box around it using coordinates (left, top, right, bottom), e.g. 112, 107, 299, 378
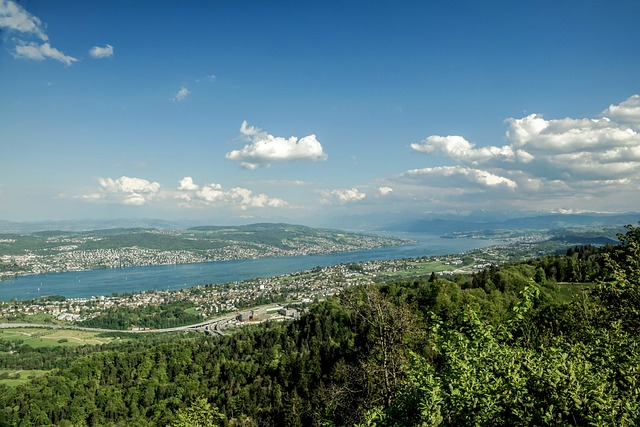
0, 223, 407, 279
1, 224, 640, 426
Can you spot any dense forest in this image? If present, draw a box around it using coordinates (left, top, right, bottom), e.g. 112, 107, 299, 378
1, 224, 640, 426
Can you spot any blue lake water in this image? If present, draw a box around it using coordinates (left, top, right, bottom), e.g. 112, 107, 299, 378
0, 233, 499, 301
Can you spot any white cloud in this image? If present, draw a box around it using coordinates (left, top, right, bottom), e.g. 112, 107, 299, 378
602, 94, 640, 128
377, 186, 393, 196
226, 121, 328, 169
89, 176, 161, 206
411, 135, 526, 165
0, 0, 48, 40
1, 1, 78, 66
173, 86, 190, 102
400, 95, 640, 212
402, 166, 517, 190
89, 44, 114, 59
82, 175, 287, 210
13, 41, 77, 66
409, 95, 640, 202
177, 176, 199, 191
319, 188, 366, 204
175, 177, 287, 210
505, 115, 638, 153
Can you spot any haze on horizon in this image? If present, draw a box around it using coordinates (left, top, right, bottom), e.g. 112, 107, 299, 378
1, 0, 639, 226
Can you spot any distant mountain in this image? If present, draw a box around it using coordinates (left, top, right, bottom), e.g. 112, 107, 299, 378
0, 218, 205, 233
384, 212, 640, 234
2, 212, 639, 235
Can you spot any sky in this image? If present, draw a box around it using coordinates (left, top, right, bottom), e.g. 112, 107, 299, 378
1, 0, 640, 227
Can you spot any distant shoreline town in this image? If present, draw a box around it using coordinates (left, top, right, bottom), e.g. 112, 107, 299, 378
0, 224, 410, 281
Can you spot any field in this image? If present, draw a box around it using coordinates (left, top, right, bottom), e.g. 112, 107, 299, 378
0, 327, 116, 347
555, 282, 594, 302
0, 369, 49, 387
383, 260, 456, 278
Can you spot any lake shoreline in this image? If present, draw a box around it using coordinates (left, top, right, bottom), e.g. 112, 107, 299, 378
0, 233, 499, 301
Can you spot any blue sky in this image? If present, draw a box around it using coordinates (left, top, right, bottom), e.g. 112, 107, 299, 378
1, 0, 640, 226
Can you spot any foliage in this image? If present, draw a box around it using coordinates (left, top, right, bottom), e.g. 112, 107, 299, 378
1, 223, 640, 426
171, 397, 225, 427
77, 300, 203, 330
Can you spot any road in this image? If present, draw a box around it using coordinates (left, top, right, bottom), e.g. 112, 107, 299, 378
0, 304, 286, 336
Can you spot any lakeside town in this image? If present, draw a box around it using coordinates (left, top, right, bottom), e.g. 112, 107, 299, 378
0, 225, 409, 280
0, 240, 549, 329
0, 218, 615, 333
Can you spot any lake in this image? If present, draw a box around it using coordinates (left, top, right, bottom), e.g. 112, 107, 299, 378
0, 233, 499, 301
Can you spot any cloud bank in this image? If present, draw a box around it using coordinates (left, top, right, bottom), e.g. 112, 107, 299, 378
401, 94, 640, 210
82, 176, 286, 211
319, 188, 367, 205
226, 121, 327, 169
175, 177, 287, 209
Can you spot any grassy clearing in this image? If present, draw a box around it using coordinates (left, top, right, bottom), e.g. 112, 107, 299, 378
0, 328, 46, 340
1, 313, 67, 325
0, 328, 114, 347
383, 260, 455, 279
555, 282, 594, 302
0, 369, 49, 387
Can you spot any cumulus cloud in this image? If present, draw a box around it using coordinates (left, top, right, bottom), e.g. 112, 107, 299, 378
173, 86, 190, 102
175, 177, 287, 210
85, 176, 161, 206
226, 121, 328, 169
89, 44, 114, 58
1, 0, 78, 65
319, 188, 366, 204
602, 94, 640, 128
409, 94, 640, 206
177, 176, 199, 191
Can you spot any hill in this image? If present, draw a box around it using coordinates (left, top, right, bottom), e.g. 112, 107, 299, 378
0, 223, 408, 279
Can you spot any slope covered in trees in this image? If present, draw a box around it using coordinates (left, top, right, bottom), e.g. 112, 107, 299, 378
1, 224, 640, 426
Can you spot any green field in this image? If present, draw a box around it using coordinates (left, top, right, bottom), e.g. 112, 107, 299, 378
0, 369, 49, 387
383, 260, 456, 278
0, 328, 115, 347
555, 282, 594, 302
1, 313, 66, 325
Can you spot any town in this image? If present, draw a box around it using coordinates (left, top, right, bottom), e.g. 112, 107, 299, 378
0, 225, 409, 280
0, 241, 545, 331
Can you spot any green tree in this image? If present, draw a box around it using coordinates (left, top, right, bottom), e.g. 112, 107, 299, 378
593, 222, 640, 332
171, 397, 225, 427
